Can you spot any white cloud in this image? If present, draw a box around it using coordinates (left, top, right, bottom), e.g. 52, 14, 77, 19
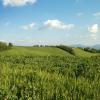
44, 20, 75, 30
22, 22, 36, 30
88, 24, 99, 40
88, 24, 99, 33
3, 0, 37, 7
93, 12, 100, 16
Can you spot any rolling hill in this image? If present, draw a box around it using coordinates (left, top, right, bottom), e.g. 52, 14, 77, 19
0, 46, 72, 56
73, 48, 98, 57
0, 46, 99, 57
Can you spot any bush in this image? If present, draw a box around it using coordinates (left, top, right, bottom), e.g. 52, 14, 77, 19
84, 47, 100, 53
8, 43, 13, 49
0, 42, 8, 51
0, 41, 13, 51
56, 45, 75, 55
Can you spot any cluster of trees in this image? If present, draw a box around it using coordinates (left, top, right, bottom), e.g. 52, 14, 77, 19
33, 45, 55, 47
0, 41, 13, 51
83, 47, 100, 53
56, 45, 75, 55
33, 45, 100, 54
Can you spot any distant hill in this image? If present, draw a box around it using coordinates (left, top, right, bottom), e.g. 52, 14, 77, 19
92, 44, 100, 49
0, 46, 99, 57
71, 44, 100, 49
71, 44, 86, 48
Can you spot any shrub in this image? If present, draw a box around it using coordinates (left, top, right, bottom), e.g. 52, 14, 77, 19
0, 41, 8, 51
8, 43, 13, 49
84, 47, 100, 53
56, 45, 75, 55
0, 41, 13, 51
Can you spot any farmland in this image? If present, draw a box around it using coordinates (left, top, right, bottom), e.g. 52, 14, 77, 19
0, 46, 100, 99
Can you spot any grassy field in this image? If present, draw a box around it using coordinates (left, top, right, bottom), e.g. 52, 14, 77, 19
0, 46, 99, 57
73, 48, 98, 57
0, 46, 100, 99
0, 46, 72, 56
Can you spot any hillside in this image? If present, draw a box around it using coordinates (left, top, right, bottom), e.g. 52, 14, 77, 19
0, 46, 72, 56
0, 46, 100, 99
0, 46, 99, 57
73, 48, 98, 57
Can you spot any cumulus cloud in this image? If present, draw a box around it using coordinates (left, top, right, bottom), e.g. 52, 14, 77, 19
88, 24, 99, 40
3, 0, 37, 7
93, 12, 100, 16
22, 22, 36, 30
88, 24, 99, 33
44, 20, 75, 30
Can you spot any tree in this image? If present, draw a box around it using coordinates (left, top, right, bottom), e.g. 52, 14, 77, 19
8, 42, 13, 48
0, 41, 8, 51
0, 42, 13, 51
56, 45, 75, 55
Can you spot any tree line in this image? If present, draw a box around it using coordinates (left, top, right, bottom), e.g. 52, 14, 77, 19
80, 47, 100, 53
0, 41, 13, 51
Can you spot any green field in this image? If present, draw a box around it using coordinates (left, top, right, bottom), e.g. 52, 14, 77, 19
0, 46, 99, 57
73, 48, 98, 57
0, 46, 100, 99
0, 46, 72, 56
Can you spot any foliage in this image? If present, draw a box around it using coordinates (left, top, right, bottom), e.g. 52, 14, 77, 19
0, 46, 100, 99
8, 43, 13, 49
0, 41, 8, 51
73, 48, 97, 57
0, 54, 100, 99
84, 47, 100, 53
0, 41, 13, 51
56, 45, 75, 55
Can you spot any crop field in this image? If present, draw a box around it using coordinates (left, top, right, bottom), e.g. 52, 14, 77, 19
0, 46, 100, 100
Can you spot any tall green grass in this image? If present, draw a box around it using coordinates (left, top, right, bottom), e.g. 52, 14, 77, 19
0, 55, 100, 99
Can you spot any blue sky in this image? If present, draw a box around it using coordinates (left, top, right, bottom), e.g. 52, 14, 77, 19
0, 0, 100, 46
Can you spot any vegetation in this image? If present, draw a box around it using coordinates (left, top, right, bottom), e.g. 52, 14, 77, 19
0, 41, 8, 51
0, 41, 13, 51
8, 42, 13, 49
0, 46, 100, 99
0, 46, 72, 56
73, 48, 98, 57
83, 47, 100, 53
56, 45, 75, 55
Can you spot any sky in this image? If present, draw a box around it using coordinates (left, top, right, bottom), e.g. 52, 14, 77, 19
0, 0, 100, 46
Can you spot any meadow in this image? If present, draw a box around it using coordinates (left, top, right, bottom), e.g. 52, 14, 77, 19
0, 46, 100, 100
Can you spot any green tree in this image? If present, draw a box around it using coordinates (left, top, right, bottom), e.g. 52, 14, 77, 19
8, 42, 13, 48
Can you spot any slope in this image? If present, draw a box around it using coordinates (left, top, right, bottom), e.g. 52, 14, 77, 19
73, 48, 98, 57
0, 46, 72, 56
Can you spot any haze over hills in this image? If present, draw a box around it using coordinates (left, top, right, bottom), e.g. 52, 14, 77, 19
71, 44, 100, 49
92, 44, 100, 49
71, 44, 87, 48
